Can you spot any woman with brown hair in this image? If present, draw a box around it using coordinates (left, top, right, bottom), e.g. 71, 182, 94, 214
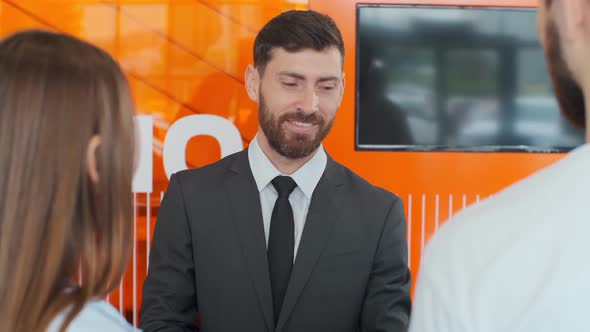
0, 30, 137, 331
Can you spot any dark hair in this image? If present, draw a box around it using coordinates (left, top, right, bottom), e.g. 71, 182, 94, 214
0, 30, 135, 332
253, 10, 345, 74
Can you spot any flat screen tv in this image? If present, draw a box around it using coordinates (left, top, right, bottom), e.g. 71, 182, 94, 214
356, 5, 585, 152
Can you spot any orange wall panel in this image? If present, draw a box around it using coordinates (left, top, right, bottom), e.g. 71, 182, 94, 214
1, 0, 563, 325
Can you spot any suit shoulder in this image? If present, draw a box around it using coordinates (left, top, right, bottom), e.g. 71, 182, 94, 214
332, 161, 401, 206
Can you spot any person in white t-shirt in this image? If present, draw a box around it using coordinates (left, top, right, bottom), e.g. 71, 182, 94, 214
0, 30, 138, 332
409, 1, 590, 331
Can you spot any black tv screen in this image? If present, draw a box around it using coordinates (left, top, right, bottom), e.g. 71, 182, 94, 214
356, 5, 585, 152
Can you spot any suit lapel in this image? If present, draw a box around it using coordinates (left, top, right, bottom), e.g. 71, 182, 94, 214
225, 150, 274, 331
276, 158, 344, 332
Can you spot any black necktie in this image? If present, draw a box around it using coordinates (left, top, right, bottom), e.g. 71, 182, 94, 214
268, 175, 297, 323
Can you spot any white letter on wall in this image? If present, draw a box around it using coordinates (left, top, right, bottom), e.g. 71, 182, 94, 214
132, 115, 153, 193
163, 114, 243, 178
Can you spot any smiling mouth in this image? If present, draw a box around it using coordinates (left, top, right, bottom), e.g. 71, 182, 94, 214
285, 120, 317, 133
290, 120, 313, 127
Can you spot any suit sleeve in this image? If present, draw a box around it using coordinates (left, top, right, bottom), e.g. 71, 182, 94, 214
140, 173, 197, 332
361, 197, 412, 332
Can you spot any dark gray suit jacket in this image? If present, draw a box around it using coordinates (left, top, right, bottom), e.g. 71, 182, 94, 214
140, 149, 411, 332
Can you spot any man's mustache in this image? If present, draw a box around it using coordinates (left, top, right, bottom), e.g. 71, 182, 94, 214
279, 111, 323, 125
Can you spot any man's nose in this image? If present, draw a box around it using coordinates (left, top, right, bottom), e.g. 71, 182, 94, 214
297, 87, 319, 114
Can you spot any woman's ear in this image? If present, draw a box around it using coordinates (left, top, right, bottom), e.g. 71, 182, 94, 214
86, 135, 101, 184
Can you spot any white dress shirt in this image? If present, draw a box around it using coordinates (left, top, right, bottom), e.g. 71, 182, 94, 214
248, 136, 327, 259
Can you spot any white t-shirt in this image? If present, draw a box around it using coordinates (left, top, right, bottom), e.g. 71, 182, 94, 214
47, 299, 138, 332
409, 144, 590, 332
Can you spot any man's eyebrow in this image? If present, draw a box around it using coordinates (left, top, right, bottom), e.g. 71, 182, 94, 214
277, 71, 306, 80
277, 72, 340, 83
317, 76, 340, 83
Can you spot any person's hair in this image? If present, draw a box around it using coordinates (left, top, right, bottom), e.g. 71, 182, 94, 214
0, 30, 135, 332
253, 10, 345, 74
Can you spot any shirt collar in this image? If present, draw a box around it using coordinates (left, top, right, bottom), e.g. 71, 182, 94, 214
248, 135, 327, 199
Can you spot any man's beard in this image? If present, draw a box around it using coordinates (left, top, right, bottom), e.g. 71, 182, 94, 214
545, 20, 586, 128
258, 93, 334, 159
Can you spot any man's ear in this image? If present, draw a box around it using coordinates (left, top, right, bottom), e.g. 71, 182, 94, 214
338, 72, 346, 106
245, 64, 260, 103
559, 0, 587, 43
537, 0, 549, 48
86, 135, 100, 184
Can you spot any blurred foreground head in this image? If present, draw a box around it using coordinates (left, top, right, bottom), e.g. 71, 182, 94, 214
538, 0, 590, 131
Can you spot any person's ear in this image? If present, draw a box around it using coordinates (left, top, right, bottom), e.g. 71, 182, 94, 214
86, 135, 101, 184
245, 64, 260, 103
560, 0, 587, 44
338, 72, 346, 106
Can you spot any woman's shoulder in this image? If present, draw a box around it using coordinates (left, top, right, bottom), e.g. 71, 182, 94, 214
47, 299, 139, 332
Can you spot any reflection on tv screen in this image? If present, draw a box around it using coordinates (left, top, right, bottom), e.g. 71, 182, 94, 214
356, 5, 585, 152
